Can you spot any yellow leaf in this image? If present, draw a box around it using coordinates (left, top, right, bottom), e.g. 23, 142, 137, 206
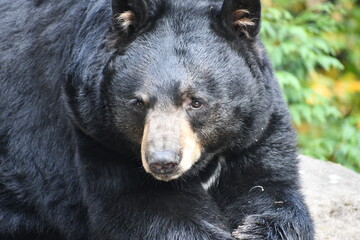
332, 12, 343, 22
296, 123, 310, 134
335, 79, 360, 97
263, 0, 272, 7
312, 84, 333, 98
308, 71, 334, 103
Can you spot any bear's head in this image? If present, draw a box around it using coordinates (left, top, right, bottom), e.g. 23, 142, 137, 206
65, 0, 275, 181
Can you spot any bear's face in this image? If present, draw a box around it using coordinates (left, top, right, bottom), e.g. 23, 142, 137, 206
105, 2, 272, 181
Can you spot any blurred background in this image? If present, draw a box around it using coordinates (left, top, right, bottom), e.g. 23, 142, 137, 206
260, 0, 360, 172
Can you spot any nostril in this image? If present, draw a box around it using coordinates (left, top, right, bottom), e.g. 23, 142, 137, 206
149, 161, 178, 174
150, 163, 163, 171
164, 162, 177, 170
148, 150, 180, 174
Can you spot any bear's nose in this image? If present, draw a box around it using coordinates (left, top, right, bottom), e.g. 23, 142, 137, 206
148, 150, 180, 174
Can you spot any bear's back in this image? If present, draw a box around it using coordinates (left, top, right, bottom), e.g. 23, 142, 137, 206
0, 1, 89, 238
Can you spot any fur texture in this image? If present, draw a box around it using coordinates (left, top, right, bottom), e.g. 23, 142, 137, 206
0, 0, 314, 239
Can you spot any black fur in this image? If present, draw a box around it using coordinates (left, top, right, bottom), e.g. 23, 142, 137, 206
0, 0, 314, 239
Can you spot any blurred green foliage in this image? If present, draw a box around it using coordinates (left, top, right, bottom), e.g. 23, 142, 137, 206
261, 0, 360, 171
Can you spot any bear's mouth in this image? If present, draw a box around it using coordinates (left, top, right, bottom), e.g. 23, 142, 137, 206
150, 170, 183, 182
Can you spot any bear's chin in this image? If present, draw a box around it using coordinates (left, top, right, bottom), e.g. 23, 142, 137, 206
150, 171, 184, 182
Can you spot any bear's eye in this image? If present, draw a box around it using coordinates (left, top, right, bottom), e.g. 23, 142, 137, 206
135, 100, 145, 109
190, 99, 203, 109
129, 99, 146, 110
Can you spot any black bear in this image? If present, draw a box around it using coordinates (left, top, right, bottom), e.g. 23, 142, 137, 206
0, 0, 314, 239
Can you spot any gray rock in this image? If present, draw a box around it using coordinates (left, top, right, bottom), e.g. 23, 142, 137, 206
299, 155, 360, 240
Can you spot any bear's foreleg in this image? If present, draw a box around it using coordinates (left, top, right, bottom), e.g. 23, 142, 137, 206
215, 162, 314, 240
212, 148, 314, 240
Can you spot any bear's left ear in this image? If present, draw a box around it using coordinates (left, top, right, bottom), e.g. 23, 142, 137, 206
220, 0, 261, 39
111, 0, 143, 33
111, 0, 162, 34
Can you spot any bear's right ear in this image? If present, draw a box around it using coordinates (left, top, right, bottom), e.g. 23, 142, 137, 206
111, 0, 162, 34
220, 0, 261, 39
